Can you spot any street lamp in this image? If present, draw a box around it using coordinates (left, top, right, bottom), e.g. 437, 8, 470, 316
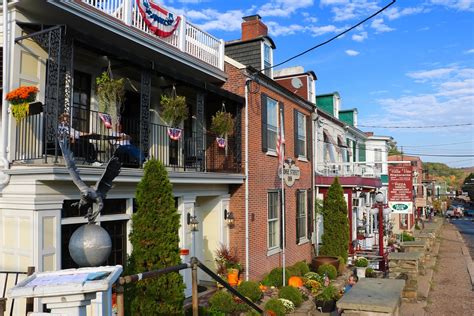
375, 192, 385, 271
187, 213, 199, 258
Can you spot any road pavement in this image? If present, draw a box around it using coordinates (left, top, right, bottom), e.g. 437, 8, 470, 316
450, 217, 474, 259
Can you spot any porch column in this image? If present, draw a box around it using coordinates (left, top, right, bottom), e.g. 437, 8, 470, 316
219, 194, 231, 247
140, 70, 151, 161
178, 195, 196, 298
195, 93, 205, 171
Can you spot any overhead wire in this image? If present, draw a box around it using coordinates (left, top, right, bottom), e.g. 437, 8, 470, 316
358, 123, 473, 128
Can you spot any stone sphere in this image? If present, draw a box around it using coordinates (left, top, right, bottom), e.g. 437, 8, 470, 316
69, 224, 112, 267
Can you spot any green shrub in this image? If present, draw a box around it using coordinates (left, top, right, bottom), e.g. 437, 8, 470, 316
401, 231, 415, 241
262, 267, 291, 287
287, 266, 300, 278
354, 257, 369, 268
292, 261, 310, 276
264, 298, 286, 316
209, 291, 235, 314
316, 285, 338, 302
304, 272, 324, 283
278, 286, 304, 307
366, 267, 376, 278
126, 160, 184, 314
237, 281, 262, 302
317, 263, 337, 280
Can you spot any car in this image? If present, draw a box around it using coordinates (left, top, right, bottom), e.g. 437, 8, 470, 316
446, 207, 462, 218
464, 209, 474, 217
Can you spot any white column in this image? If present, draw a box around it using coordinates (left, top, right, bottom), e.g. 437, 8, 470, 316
179, 195, 195, 298
178, 15, 187, 52
123, 0, 133, 26
219, 194, 230, 246
218, 39, 225, 71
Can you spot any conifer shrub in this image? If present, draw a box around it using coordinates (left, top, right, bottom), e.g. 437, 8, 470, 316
292, 261, 310, 276
318, 264, 337, 280
264, 298, 286, 316
126, 159, 185, 314
237, 281, 263, 302
209, 290, 236, 314
320, 177, 350, 263
278, 286, 304, 307
262, 267, 291, 287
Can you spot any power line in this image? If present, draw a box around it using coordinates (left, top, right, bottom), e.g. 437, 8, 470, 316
399, 141, 474, 148
260, 0, 397, 72
358, 123, 473, 129
403, 153, 474, 157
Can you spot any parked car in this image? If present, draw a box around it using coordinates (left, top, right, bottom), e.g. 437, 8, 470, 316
446, 207, 462, 218
463, 209, 474, 217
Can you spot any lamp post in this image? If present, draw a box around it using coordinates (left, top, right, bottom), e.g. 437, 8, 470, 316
375, 192, 385, 271
187, 213, 199, 258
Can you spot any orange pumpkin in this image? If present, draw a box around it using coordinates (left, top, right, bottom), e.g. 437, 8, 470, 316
288, 276, 303, 288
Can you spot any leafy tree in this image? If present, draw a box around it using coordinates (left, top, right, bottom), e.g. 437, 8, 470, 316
388, 141, 401, 156
320, 177, 349, 263
126, 159, 185, 314
462, 173, 474, 200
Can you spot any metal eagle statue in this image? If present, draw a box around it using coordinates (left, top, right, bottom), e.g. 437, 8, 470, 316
58, 137, 122, 223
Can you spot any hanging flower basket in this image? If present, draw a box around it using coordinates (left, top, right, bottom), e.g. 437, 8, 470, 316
216, 137, 226, 148
95, 69, 125, 128
167, 127, 182, 141
5, 86, 39, 121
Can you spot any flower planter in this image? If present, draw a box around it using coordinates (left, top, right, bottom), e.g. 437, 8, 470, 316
356, 267, 367, 279
315, 299, 336, 313
227, 268, 239, 286
216, 137, 226, 148
167, 127, 182, 141
311, 256, 339, 272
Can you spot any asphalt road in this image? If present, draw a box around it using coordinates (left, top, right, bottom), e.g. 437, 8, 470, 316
450, 216, 474, 259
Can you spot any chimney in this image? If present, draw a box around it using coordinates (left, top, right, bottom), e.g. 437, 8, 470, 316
242, 14, 268, 41
365, 132, 374, 137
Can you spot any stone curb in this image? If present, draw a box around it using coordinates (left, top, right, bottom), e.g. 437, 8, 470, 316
455, 229, 474, 290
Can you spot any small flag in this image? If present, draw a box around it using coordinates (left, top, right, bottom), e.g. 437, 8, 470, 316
276, 105, 285, 160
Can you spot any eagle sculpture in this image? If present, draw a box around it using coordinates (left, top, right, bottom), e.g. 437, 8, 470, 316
58, 137, 122, 223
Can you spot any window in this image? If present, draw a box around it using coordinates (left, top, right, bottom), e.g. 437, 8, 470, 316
268, 191, 280, 249
374, 148, 382, 172
263, 43, 272, 77
261, 95, 280, 152
72, 70, 91, 132
296, 190, 308, 242
294, 111, 306, 158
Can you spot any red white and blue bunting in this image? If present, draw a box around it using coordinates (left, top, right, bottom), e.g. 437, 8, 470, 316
136, 0, 181, 38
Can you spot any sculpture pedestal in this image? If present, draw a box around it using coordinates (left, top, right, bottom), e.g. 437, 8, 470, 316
8, 266, 122, 316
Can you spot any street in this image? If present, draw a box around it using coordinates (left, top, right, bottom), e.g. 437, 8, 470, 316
450, 217, 474, 259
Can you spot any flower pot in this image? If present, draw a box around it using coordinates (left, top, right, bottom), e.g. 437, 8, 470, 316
227, 268, 239, 286
216, 137, 226, 148
311, 256, 339, 272
315, 299, 336, 313
356, 267, 367, 279
167, 127, 182, 141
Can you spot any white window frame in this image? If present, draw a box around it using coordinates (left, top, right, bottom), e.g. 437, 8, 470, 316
267, 191, 280, 253
297, 190, 308, 243
296, 111, 307, 158
262, 41, 273, 78
266, 97, 278, 152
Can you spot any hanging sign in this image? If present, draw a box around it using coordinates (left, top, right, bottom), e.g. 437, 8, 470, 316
279, 159, 301, 187
136, 0, 181, 38
388, 165, 413, 214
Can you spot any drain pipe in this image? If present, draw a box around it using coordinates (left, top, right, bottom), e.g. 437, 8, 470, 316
0, 0, 11, 188
244, 78, 250, 281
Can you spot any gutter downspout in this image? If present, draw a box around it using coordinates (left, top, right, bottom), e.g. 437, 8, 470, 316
312, 111, 318, 256
244, 78, 250, 281
1, 0, 11, 188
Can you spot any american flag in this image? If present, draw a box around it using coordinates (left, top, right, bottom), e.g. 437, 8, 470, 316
276, 105, 285, 161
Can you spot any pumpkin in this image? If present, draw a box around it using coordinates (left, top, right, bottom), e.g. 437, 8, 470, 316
259, 284, 268, 292
288, 276, 303, 288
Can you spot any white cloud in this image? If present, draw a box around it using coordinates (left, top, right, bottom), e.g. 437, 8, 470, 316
258, 0, 314, 18
307, 24, 341, 37
370, 90, 389, 95
320, 0, 349, 5
429, 0, 474, 11
266, 21, 306, 36
465, 48, 474, 54
345, 49, 360, 56
321, 0, 380, 21
371, 18, 395, 33
406, 67, 456, 81
352, 31, 368, 42
190, 9, 252, 32
302, 12, 318, 23
384, 6, 425, 20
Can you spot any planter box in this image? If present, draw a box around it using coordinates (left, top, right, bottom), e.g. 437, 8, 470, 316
28, 102, 43, 115
315, 299, 336, 313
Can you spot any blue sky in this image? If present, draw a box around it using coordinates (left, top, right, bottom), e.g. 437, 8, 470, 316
163, 0, 474, 168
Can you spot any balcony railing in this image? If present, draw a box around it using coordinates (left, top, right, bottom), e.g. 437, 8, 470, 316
79, 0, 224, 70
13, 109, 240, 173
316, 162, 382, 178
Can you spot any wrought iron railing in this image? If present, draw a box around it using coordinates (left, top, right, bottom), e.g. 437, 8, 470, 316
12, 109, 241, 173
78, 0, 224, 70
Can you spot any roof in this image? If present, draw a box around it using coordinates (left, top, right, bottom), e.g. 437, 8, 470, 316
225, 35, 276, 49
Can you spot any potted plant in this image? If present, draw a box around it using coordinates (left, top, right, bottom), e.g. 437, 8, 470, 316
354, 257, 369, 279
315, 284, 338, 313
160, 87, 188, 141
5, 86, 39, 121
214, 244, 241, 286
95, 70, 125, 128
210, 110, 234, 148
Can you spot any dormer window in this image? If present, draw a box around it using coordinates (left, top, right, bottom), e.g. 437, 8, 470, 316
263, 42, 272, 78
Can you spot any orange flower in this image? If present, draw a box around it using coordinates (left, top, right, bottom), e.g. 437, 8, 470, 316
6, 86, 39, 105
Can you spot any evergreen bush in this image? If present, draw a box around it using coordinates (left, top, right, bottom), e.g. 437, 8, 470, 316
401, 231, 415, 241
292, 261, 310, 276
278, 286, 304, 307
264, 298, 286, 316
262, 267, 291, 287
237, 281, 262, 302
126, 159, 185, 314
320, 177, 350, 263
209, 290, 235, 314
317, 264, 337, 280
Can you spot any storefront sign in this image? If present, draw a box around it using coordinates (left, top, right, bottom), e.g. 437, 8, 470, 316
388, 165, 413, 214
137, 0, 181, 38
279, 159, 301, 187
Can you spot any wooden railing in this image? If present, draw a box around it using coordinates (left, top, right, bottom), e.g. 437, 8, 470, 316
80, 0, 224, 70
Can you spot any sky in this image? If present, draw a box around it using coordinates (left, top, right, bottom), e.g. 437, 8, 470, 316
161, 0, 474, 168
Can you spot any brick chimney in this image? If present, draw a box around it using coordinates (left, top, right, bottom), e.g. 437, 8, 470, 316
242, 15, 268, 41
365, 132, 374, 137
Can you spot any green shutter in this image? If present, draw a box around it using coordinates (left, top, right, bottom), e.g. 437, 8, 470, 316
261, 94, 267, 152
358, 143, 366, 162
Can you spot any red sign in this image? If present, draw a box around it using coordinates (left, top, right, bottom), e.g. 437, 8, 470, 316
388, 165, 413, 202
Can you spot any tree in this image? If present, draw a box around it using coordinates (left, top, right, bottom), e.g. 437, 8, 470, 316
388, 141, 401, 156
126, 159, 185, 314
462, 173, 474, 201
320, 177, 349, 263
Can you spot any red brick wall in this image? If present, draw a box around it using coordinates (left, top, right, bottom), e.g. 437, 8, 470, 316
223, 62, 313, 281
242, 20, 268, 41
274, 75, 309, 102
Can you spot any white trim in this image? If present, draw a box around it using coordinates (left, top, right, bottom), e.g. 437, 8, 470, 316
224, 55, 246, 69
267, 247, 281, 257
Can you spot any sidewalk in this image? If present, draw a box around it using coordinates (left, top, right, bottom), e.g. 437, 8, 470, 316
402, 222, 474, 316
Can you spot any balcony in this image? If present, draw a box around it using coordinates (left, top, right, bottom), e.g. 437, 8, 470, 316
12, 108, 241, 174
316, 162, 383, 178
70, 0, 224, 71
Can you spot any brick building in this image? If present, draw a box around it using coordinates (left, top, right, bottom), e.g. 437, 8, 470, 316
221, 15, 315, 281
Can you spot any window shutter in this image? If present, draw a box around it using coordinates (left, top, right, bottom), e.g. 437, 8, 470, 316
296, 190, 300, 244
294, 109, 298, 157
261, 94, 267, 152
279, 188, 285, 248
279, 101, 285, 143
307, 115, 312, 161
307, 189, 313, 239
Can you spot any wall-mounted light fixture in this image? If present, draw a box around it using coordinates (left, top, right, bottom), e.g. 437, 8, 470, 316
187, 213, 199, 232
224, 209, 235, 227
